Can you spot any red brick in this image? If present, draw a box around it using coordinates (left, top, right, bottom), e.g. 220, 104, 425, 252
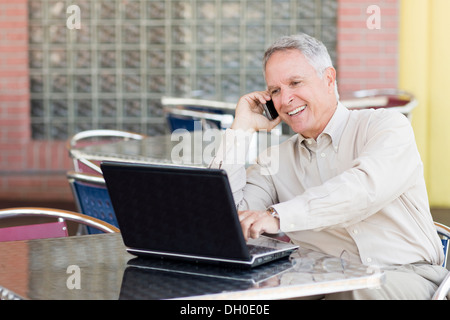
4, 8, 27, 18
0, 94, 29, 102
0, 117, 28, 127
366, 58, 397, 66
338, 7, 362, 16
6, 132, 29, 142
7, 176, 42, 188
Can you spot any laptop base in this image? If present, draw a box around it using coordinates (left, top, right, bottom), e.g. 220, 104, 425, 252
126, 236, 297, 268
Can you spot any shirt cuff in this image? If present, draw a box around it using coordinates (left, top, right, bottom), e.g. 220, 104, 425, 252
271, 199, 309, 233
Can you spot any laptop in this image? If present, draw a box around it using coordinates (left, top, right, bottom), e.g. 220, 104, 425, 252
101, 161, 298, 268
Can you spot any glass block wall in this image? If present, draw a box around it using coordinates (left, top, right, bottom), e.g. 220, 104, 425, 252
28, 0, 337, 140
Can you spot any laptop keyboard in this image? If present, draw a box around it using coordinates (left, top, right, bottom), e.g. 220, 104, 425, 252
247, 245, 274, 256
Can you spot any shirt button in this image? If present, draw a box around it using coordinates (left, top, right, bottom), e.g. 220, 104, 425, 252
366, 257, 372, 263
320, 152, 326, 158
307, 140, 313, 145
353, 229, 358, 235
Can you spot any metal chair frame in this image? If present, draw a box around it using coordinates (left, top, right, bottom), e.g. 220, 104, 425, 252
0, 207, 119, 237
67, 129, 146, 174
433, 272, 450, 300
161, 96, 236, 111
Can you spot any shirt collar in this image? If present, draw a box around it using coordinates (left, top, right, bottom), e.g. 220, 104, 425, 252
322, 102, 350, 151
297, 102, 350, 152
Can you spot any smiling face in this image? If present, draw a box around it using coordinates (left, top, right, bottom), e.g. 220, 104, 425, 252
265, 49, 338, 139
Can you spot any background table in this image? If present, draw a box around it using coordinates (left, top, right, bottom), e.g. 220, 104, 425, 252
70, 131, 289, 168
0, 233, 384, 300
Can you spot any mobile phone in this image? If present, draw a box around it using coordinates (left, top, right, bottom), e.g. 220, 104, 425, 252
263, 100, 278, 120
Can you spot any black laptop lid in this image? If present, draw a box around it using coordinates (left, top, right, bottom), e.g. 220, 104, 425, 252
101, 162, 251, 261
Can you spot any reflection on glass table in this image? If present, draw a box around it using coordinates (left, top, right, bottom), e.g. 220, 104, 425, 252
0, 233, 384, 300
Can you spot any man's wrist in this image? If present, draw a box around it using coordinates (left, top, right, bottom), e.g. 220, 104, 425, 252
266, 207, 280, 220
230, 120, 256, 133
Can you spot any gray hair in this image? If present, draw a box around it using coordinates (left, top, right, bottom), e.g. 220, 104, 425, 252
263, 34, 339, 98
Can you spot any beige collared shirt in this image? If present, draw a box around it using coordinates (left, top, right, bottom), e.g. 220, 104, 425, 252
211, 102, 444, 267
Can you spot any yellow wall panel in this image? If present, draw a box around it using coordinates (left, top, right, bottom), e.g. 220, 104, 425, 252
399, 0, 429, 176
428, 0, 450, 206
400, 0, 450, 207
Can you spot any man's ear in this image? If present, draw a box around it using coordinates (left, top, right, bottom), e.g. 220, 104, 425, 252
325, 67, 337, 94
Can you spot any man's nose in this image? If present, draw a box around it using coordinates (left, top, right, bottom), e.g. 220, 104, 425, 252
280, 89, 294, 107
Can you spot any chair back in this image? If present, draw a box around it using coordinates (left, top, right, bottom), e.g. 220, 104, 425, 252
435, 222, 450, 268
0, 207, 118, 242
67, 129, 146, 174
341, 89, 418, 120
67, 171, 118, 234
161, 96, 234, 132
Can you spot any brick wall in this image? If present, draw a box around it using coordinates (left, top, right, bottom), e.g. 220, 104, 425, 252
0, 0, 29, 147
0, 0, 399, 204
337, 0, 399, 93
0, 0, 73, 203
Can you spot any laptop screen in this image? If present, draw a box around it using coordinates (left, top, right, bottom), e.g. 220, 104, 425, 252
101, 162, 251, 261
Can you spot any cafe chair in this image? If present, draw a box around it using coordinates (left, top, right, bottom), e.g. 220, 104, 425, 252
433, 272, 450, 300
161, 96, 234, 132
431, 222, 450, 300
67, 170, 119, 234
67, 129, 146, 174
340, 88, 418, 121
0, 207, 119, 242
435, 222, 450, 269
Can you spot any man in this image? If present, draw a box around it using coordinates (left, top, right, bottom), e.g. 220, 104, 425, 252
210, 33, 448, 299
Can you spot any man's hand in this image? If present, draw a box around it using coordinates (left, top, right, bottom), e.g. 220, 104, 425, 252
238, 210, 280, 241
231, 91, 281, 132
